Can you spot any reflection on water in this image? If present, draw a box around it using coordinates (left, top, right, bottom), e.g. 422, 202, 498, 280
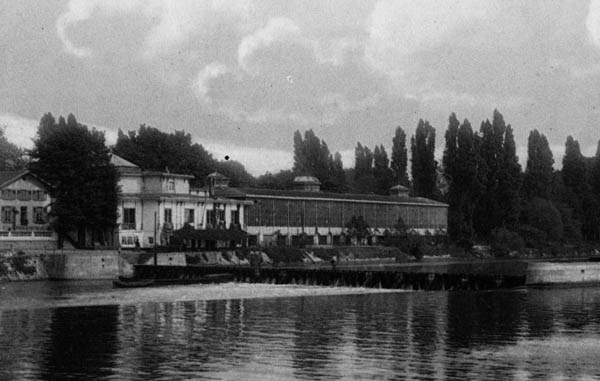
2, 283, 600, 380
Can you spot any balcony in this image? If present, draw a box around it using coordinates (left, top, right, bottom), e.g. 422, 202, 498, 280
0, 230, 55, 240
121, 223, 136, 231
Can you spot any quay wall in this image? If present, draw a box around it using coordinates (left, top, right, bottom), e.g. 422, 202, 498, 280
526, 262, 600, 285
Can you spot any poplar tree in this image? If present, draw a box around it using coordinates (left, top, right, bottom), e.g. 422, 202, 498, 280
373, 145, 393, 195
496, 125, 522, 227
391, 126, 409, 186
354, 142, 374, 193
593, 140, 600, 198
411, 119, 437, 199
442, 113, 461, 239
562, 136, 600, 240
523, 129, 554, 199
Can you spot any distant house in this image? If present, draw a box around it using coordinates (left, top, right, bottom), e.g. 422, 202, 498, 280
112, 155, 251, 249
0, 170, 55, 249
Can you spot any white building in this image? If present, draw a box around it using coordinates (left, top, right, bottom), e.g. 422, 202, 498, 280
112, 155, 250, 249
0, 170, 55, 249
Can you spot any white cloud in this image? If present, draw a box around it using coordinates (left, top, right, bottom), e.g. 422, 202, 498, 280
0, 113, 38, 149
143, 0, 252, 58
0, 112, 118, 149
195, 62, 229, 103
56, 0, 251, 58
203, 141, 293, 176
587, 0, 600, 47
238, 17, 306, 73
56, 0, 144, 57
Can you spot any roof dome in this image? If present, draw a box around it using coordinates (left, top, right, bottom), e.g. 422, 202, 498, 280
293, 176, 321, 185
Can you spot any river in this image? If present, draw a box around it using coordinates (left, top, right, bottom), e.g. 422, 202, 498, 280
1, 281, 600, 380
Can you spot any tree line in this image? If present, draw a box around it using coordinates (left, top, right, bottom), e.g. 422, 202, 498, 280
1, 110, 599, 249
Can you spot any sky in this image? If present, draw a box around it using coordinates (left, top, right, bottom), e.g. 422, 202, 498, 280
2, 0, 600, 176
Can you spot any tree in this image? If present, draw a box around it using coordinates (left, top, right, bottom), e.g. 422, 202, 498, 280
442, 113, 461, 239
113, 125, 217, 187
345, 215, 370, 240
29, 113, 119, 248
523, 129, 554, 199
562, 136, 587, 192
496, 124, 522, 227
216, 160, 255, 187
391, 126, 409, 186
562, 136, 600, 240
328, 152, 347, 192
373, 145, 393, 195
0, 126, 26, 170
256, 170, 296, 189
291, 129, 342, 191
410, 119, 437, 199
353, 142, 374, 193
592, 140, 600, 198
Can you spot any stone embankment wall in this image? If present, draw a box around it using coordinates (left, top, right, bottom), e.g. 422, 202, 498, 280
526, 262, 600, 285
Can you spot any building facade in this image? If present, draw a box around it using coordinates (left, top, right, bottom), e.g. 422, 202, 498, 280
218, 176, 448, 246
113, 156, 250, 249
0, 171, 55, 248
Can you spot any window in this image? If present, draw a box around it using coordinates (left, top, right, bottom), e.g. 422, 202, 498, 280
164, 208, 172, 223
1, 207, 13, 224
33, 207, 45, 224
206, 210, 216, 227
17, 190, 31, 201
123, 208, 136, 230
231, 210, 240, 227
20, 206, 28, 226
185, 209, 195, 224
1, 190, 16, 200
167, 179, 175, 191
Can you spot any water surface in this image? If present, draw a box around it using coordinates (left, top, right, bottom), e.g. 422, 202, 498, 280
1, 281, 600, 380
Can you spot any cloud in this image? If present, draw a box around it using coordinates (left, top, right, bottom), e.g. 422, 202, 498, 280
56, 0, 144, 57
143, 0, 252, 58
0, 112, 118, 149
0, 113, 38, 149
587, 0, 600, 47
56, 0, 251, 58
195, 62, 229, 103
238, 17, 306, 73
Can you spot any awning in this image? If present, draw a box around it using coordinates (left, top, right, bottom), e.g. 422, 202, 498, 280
173, 225, 248, 241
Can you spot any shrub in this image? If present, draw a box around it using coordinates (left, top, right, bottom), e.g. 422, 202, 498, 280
490, 228, 524, 257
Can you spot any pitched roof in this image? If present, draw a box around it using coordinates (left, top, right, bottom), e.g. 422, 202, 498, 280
217, 187, 448, 207
207, 172, 229, 180
110, 154, 139, 168
0, 171, 27, 188
0, 170, 51, 190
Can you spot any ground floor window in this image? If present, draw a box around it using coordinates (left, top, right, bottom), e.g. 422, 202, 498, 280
185, 208, 195, 224
1, 207, 13, 224
123, 208, 136, 230
33, 207, 45, 224
164, 208, 172, 223
20, 206, 28, 226
318, 235, 328, 245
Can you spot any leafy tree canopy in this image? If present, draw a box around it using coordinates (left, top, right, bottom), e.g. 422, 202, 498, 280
0, 126, 26, 170
28, 113, 119, 247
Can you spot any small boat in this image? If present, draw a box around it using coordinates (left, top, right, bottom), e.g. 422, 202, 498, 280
113, 273, 234, 288
113, 278, 155, 288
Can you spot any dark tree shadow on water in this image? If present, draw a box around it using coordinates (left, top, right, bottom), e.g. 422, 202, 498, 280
40, 305, 119, 380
